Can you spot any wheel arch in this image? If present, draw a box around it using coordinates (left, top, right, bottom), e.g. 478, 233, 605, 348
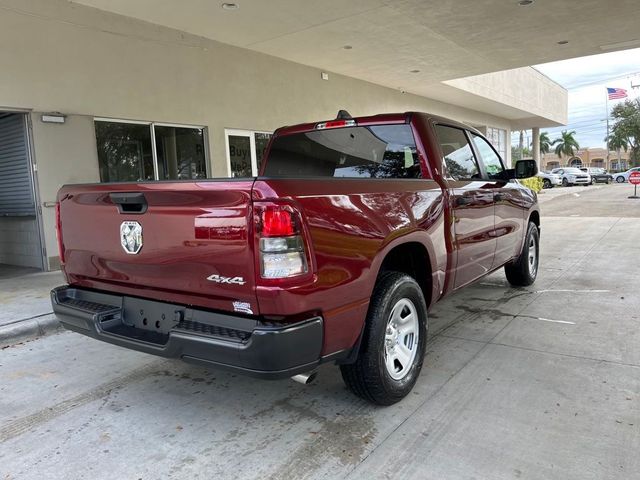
529, 210, 540, 232
340, 233, 438, 365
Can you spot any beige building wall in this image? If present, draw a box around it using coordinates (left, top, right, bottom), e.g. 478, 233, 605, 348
29, 114, 100, 268
444, 67, 568, 127
542, 148, 631, 171
0, 0, 526, 269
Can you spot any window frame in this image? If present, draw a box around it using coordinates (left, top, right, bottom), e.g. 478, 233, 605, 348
485, 126, 507, 162
468, 131, 507, 181
224, 129, 273, 178
433, 123, 483, 182
94, 117, 210, 182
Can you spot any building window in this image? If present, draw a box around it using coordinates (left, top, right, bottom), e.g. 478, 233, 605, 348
95, 119, 207, 182
485, 127, 507, 161
225, 129, 273, 177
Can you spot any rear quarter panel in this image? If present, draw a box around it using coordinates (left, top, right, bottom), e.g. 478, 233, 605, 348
252, 178, 447, 354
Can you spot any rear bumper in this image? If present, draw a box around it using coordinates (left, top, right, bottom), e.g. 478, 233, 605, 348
51, 286, 324, 379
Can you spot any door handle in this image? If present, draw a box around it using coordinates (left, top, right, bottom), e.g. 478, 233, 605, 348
494, 193, 504, 202
110, 192, 148, 214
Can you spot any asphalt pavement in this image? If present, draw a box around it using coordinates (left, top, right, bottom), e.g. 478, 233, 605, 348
1, 184, 639, 479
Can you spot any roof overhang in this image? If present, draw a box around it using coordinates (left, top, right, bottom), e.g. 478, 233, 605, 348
70, 0, 640, 126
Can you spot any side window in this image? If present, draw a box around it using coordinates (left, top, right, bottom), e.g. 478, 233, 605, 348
471, 133, 505, 180
434, 125, 480, 181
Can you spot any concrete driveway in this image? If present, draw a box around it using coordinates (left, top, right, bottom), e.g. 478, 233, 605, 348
1, 184, 639, 479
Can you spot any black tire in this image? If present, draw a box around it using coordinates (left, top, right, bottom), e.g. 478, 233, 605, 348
340, 272, 428, 406
562, 178, 568, 187
505, 221, 539, 287
542, 178, 551, 189
616, 176, 625, 183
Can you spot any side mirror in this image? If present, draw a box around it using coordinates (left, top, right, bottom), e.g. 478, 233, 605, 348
513, 159, 538, 179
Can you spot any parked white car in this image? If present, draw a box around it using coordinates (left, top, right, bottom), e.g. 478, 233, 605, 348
612, 167, 640, 183
537, 170, 562, 188
551, 167, 591, 186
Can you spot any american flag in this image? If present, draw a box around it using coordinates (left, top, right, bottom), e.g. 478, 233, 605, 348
607, 87, 628, 100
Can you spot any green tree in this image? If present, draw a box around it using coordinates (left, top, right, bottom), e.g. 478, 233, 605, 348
539, 132, 552, 155
530, 131, 551, 157
552, 130, 580, 158
511, 145, 531, 161
609, 99, 640, 166
605, 132, 628, 171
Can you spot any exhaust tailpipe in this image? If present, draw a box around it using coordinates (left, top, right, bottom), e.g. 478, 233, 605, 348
291, 370, 318, 385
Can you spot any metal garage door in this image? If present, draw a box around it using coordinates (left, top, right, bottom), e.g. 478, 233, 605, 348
0, 113, 43, 270
0, 113, 34, 215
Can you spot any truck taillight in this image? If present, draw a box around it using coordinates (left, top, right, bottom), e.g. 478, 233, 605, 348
257, 205, 307, 279
55, 202, 65, 264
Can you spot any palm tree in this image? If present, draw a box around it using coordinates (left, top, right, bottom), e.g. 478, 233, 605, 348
552, 130, 580, 159
605, 132, 628, 154
539, 132, 552, 155
531, 132, 552, 157
605, 132, 628, 170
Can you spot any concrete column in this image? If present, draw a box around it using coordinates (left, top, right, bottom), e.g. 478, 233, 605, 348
532, 127, 541, 167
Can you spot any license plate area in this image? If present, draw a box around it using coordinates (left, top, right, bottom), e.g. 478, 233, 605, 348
122, 297, 185, 335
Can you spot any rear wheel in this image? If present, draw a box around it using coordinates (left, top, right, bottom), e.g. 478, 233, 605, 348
341, 272, 427, 406
616, 176, 625, 183
505, 221, 539, 287
562, 178, 569, 187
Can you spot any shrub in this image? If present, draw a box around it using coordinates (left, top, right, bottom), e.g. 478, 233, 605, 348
519, 176, 543, 193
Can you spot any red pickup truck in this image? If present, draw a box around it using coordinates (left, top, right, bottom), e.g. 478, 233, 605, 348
51, 111, 539, 405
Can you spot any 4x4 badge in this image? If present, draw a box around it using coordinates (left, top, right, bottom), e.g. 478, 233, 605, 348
206, 274, 246, 285
120, 221, 143, 255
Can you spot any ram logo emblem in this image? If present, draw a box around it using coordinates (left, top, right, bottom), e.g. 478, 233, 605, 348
120, 221, 143, 255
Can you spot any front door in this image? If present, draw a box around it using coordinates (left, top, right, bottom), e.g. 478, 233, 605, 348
434, 125, 496, 289
469, 132, 525, 268
225, 129, 273, 177
225, 130, 254, 178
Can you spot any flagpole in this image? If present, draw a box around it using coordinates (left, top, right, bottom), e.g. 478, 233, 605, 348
606, 88, 610, 169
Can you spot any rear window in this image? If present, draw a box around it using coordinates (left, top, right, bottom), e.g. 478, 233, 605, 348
263, 124, 421, 178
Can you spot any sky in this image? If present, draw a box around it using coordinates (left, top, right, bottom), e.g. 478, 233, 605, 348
511, 48, 640, 149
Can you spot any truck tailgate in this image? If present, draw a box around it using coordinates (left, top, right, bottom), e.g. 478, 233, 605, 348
57, 180, 258, 315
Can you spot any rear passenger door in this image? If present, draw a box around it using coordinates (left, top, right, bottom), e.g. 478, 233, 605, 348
469, 133, 525, 269
434, 125, 496, 289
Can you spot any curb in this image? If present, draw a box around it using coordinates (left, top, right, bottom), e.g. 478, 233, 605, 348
0, 314, 61, 348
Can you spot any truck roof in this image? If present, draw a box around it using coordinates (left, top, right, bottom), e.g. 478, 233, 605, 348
274, 111, 477, 137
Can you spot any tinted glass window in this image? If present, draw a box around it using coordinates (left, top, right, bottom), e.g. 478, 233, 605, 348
228, 135, 253, 178
96, 121, 207, 182
264, 124, 420, 179
255, 132, 272, 173
96, 122, 154, 182
471, 133, 505, 179
155, 126, 206, 180
434, 125, 480, 181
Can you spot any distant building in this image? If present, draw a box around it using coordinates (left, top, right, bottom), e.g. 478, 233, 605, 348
541, 148, 631, 172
